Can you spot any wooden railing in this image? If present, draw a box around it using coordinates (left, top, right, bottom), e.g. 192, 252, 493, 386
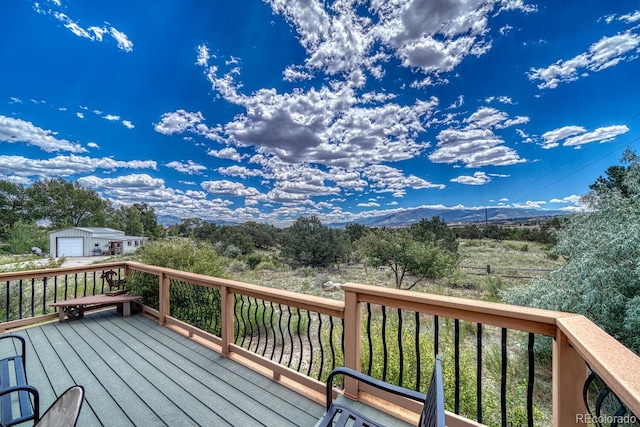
1, 262, 639, 427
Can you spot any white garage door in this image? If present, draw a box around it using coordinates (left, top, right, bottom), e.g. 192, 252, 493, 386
57, 237, 84, 257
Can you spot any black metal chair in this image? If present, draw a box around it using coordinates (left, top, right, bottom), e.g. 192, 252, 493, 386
319, 355, 445, 427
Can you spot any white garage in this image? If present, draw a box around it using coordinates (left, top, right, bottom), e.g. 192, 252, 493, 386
49, 227, 146, 257
55, 237, 84, 257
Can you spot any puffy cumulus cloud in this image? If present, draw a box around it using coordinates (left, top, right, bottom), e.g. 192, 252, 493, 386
363, 164, 445, 197
264, 0, 534, 79
217, 165, 264, 179
0, 154, 156, 178
528, 31, 640, 89
429, 106, 526, 168
154, 110, 222, 141
512, 200, 547, 209
103, 114, 120, 121
121, 120, 134, 129
201, 60, 438, 169
0, 115, 87, 153
550, 195, 582, 204
464, 107, 529, 129
429, 128, 524, 167
201, 180, 262, 198
76, 112, 84, 119
207, 147, 243, 162
165, 160, 207, 175
541, 124, 628, 149
450, 171, 491, 185
87, 142, 99, 149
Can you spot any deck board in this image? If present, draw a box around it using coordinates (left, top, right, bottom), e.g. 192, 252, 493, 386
2, 309, 325, 426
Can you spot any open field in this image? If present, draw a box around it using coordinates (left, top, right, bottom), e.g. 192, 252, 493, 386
232, 239, 566, 303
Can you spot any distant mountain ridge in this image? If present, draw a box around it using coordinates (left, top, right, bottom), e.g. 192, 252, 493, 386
331, 207, 565, 228
158, 207, 565, 228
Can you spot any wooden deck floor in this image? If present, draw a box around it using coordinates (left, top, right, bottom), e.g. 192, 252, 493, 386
1, 310, 325, 426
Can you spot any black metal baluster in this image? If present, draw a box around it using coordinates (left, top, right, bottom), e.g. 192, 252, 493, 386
92, 272, 97, 295
261, 300, 269, 357
239, 295, 248, 347
397, 308, 404, 386
381, 305, 388, 382
477, 323, 483, 423
286, 306, 294, 368
54, 276, 58, 303
329, 316, 337, 372
296, 308, 304, 372
277, 304, 285, 364
269, 302, 277, 360
501, 328, 508, 427
317, 313, 325, 380
233, 295, 240, 342
306, 310, 313, 377
434, 315, 439, 357
252, 297, 261, 353
30, 278, 35, 318
415, 311, 421, 391
74, 273, 78, 298
247, 298, 257, 351
366, 303, 373, 376
42, 277, 48, 315
83, 272, 87, 297
455, 319, 460, 414
19, 280, 23, 320
527, 333, 535, 427
64, 275, 69, 300
5, 281, 10, 322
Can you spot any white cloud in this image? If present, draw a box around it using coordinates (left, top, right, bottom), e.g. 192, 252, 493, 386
76, 112, 84, 119
201, 180, 262, 197
550, 195, 581, 204
540, 125, 586, 149
541, 124, 628, 149
121, 120, 134, 129
87, 142, 99, 149
430, 127, 524, 167
564, 125, 629, 147
0, 154, 156, 178
166, 160, 207, 175
50, 11, 134, 52
104, 114, 120, 121
207, 147, 243, 162
450, 171, 491, 185
109, 27, 134, 52
217, 165, 264, 179
9, 97, 22, 104
619, 11, 640, 24
154, 110, 222, 141
363, 164, 445, 197
0, 115, 87, 153
528, 32, 640, 89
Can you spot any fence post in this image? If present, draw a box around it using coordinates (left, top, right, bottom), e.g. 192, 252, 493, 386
343, 286, 361, 399
553, 328, 588, 426
158, 272, 170, 325
220, 285, 234, 357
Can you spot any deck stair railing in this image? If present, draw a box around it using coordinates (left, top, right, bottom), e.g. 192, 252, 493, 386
1, 262, 640, 427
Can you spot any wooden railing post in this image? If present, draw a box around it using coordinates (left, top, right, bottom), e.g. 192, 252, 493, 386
158, 272, 170, 325
220, 286, 234, 357
553, 328, 588, 426
343, 286, 361, 399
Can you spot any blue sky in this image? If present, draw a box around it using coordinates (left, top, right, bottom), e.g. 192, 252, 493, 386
2, 0, 639, 226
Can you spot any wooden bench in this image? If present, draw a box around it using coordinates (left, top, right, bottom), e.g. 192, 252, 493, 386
0, 335, 40, 427
51, 294, 143, 322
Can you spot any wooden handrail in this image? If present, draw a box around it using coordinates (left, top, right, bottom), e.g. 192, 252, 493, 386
2, 261, 640, 426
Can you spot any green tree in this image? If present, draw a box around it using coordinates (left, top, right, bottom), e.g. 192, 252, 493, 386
0, 180, 28, 239
8, 220, 48, 254
504, 150, 640, 353
281, 216, 339, 268
26, 178, 106, 228
410, 216, 459, 254
358, 229, 457, 289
